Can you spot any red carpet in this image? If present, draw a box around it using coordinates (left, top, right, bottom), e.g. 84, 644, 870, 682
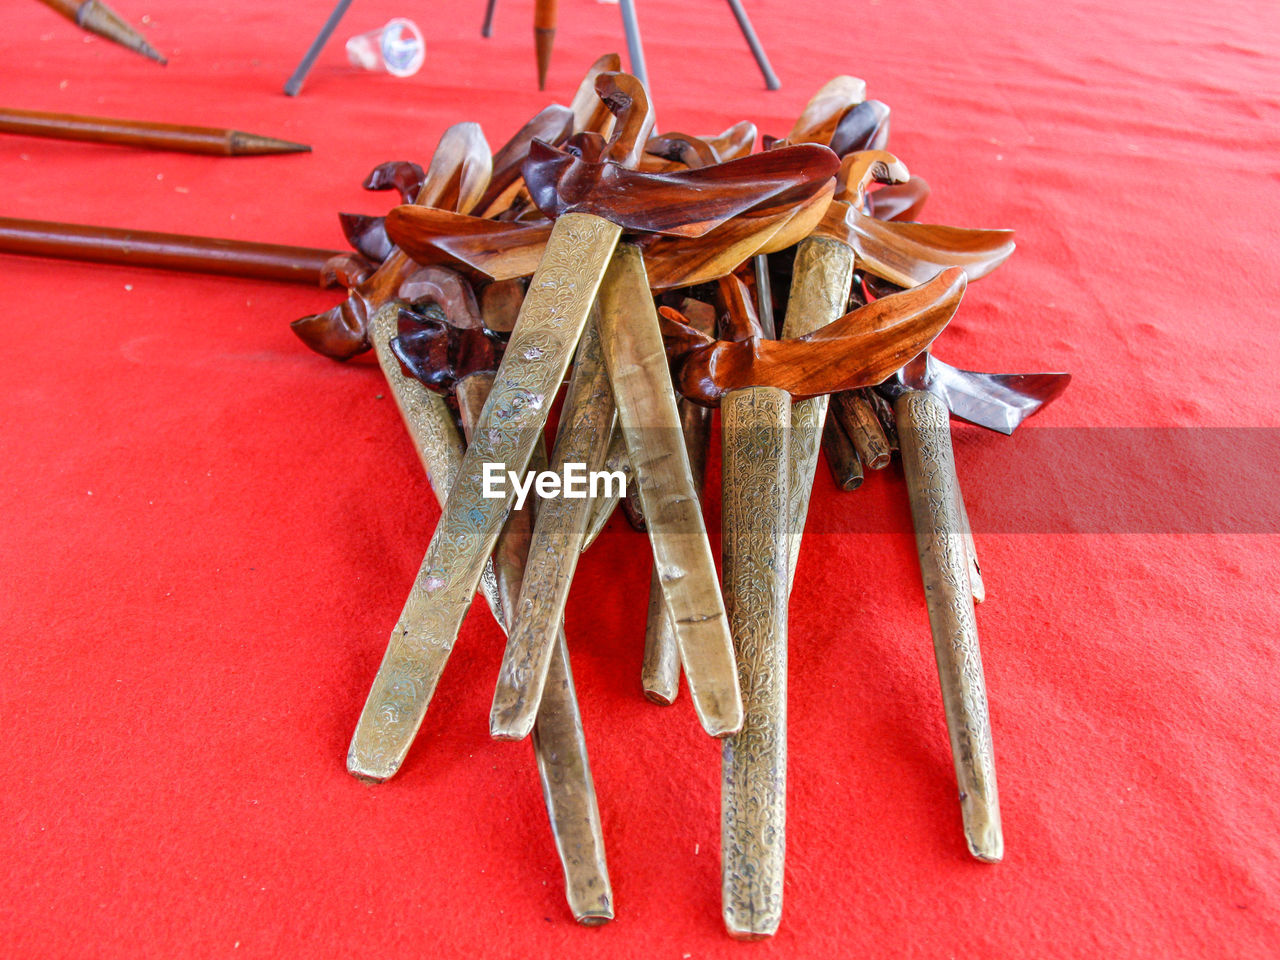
3, 1, 1277, 956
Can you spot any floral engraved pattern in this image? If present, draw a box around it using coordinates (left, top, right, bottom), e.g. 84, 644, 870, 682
778, 238, 855, 589
348, 214, 622, 780
897, 389, 1000, 842
720, 387, 791, 936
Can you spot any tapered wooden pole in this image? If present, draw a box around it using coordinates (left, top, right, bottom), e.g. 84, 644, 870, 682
38, 0, 165, 64
0, 108, 309, 155
0, 216, 342, 284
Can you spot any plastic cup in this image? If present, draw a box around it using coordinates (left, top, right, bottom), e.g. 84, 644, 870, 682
345, 18, 425, 78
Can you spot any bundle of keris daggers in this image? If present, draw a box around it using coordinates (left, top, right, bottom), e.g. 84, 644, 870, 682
288, 56, 1072, 936
6, 54, 1070, 938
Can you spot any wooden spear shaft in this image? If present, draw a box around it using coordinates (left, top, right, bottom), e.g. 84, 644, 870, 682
0, 108, 309, 156
37, 0, 166, 64
0, 217, 342, 285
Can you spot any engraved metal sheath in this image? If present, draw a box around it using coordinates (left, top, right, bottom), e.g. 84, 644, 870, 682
490, 317, 618, 740
895, 388, 1002, 862
367, 302, 503, 625
953, 463, 985, 603
348, 213, 622, 782
457, 372, 614, 924
595, 242, 743, 738
779, 236, 856, 591
641, 392, 713, 705
721, 386, 791, 939
580, 424, 630, 550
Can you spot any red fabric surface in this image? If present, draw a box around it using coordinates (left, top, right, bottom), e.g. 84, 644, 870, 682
3, 1, 1278, 956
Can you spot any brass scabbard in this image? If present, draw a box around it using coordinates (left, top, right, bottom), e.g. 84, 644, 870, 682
721, 386, 791, 939
595, 242, 743, 738
641, 393, 713, 704
490, 317, 617, 740
895, 388, 1002, 862
368, 302, 504, 625
348, 213, 621, 783
457, 372, 614, 925
779, 236, 856, 590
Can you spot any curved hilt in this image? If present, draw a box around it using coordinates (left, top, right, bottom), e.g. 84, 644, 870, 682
389, 304, 506, 396
715, 273, 767, 342
416, 121, 493, 214
834, 150, 910, 206
645, 132, 719, 169
363, 160, 427, 203
339, 213, 393, 264
292, 122, 495, 360
787, 75, 867, 145
569, 53, 623, 136
595, 72, 655, 168
828, 100, 891, 156
475, 104, 574, 217
708, 121, 758, 161
661, 267, 966, 404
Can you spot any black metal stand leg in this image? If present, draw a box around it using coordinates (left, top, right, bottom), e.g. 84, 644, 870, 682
284, 0, 356, 96
482, 0, 499, 38
618, 0, 650, 91
724, 0, 781, 90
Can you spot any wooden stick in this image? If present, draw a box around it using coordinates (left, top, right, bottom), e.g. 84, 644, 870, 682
721, 386, 790, 939
821, 413, 863, 491
0, 216, 342, 284
0, 107, 309, 155
832, 390, 892, 469
895, 388, 1002, 862
533, 0, 559, 90
38, 0, 165, 64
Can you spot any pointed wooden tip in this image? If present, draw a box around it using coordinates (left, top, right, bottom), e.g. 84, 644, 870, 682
228, 131, 312, 156
535, 28, 555, 90
79, 1, 167, 64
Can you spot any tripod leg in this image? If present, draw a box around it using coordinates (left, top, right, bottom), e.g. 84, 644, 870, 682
284, 0, 356, 96
618, 0, 650, 90
724, 0, 781, 90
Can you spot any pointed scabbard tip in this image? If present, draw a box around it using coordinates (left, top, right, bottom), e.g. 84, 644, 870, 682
229, 132, 313, 156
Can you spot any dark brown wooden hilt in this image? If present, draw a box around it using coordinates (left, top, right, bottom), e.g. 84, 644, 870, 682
660, 267, 967, 405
